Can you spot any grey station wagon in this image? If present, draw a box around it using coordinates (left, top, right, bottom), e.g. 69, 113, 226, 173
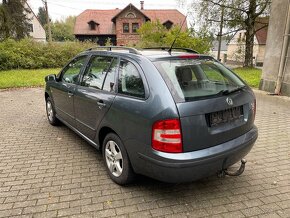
45, 47, 258, 185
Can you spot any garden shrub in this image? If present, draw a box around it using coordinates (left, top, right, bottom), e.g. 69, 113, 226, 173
0, 39, 94, 70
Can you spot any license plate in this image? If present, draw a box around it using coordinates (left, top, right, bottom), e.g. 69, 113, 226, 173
208, 106, 243, 127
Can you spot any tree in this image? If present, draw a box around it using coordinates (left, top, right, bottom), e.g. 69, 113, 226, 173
37, 7, 46, 27
137, 20, 167, 47
137, 21, 211, 54
0, 4, 10, 40
105, 37, 113, 46
50, 16, 76, 41
184, 0, 271, 67
0, 0, 31, 41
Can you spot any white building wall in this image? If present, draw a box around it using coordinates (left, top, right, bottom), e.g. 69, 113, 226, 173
227, 30, 260, 64
25, 3, 46, 42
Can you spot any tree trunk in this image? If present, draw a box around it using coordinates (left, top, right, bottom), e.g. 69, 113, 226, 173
244, 23, 255, 67
244, 0, 256, 67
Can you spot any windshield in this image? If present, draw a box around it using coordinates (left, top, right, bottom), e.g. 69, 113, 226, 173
154, 59, 246, 102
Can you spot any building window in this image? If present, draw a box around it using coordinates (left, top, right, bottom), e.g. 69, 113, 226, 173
28, 23, 33, 32
132, 23, 139, 33
123, 23, 129, 33
163, 20, 173, 30
88, 20, 98, 30
90, 23, 96, 30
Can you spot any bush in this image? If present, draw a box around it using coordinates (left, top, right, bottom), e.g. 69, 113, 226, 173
0, 39, 94, 70
137, 21, 212, 54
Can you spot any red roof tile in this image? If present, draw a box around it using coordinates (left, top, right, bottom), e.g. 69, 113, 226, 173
74, 5, 187, 35
74, 9, 121, 35
143, 9, 187, 29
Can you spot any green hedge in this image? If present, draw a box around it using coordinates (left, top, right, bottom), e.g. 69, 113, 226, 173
0, 39, 94, 70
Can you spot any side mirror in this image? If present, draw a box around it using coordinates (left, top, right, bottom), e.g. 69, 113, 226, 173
45, 74, 57, 82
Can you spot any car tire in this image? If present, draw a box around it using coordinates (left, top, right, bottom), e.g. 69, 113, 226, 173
46, 97, 60, 126
102, 133, 135, 185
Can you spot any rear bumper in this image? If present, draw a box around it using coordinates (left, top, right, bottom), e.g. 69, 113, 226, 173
138, 126, 258, 183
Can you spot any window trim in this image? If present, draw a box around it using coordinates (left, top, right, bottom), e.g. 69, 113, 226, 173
102, 57, 119, 92
116, 58, 149, 100
126, 12, 136, 18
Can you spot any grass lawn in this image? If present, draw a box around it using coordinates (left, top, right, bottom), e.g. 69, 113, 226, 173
233, 67, 262, 89
0, 67, 262, 89
0, 69, 60, 89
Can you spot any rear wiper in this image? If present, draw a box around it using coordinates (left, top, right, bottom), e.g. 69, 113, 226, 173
218, 85, 246, 95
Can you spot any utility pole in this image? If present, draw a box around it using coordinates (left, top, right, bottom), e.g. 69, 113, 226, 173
275, 0, 290, 95
217, 5, 224, 61
43, 0, 52, 42
207, 2, 224, 62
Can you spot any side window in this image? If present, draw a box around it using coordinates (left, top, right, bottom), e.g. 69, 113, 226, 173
62, 56, 87, 84
81, 56, 114, 89
103, 58, 118, 92
118, 59, 145, 98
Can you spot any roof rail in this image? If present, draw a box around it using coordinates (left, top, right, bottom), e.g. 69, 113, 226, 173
85, 46, 141, 55
142, 47, 199, 54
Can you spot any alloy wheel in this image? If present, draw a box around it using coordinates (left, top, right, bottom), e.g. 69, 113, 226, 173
46, 101, 54, 122
105, 140, 123, 177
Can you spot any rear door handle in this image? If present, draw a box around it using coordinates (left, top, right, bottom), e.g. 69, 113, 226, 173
97, 100, 106, 109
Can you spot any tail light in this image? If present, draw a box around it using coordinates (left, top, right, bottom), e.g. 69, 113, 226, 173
152, 119, 183, 153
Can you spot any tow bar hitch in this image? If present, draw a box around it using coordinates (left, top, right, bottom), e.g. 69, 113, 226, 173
218, 159, 247, 178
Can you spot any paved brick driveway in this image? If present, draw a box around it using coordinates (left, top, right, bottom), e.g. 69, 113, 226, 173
0, 88, 289, 218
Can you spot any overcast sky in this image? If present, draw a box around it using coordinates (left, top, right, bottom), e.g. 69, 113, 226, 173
28, 0, 189, 21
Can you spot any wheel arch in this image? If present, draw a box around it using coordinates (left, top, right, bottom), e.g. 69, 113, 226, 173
98, 126, 118, 152
45, 92, 49, 101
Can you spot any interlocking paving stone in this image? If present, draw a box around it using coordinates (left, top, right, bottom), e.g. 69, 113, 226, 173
0, 88, 289, 217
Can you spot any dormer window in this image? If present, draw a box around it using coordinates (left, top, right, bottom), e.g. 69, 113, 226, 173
88, 20, 99, 30
163, 20, 173, 30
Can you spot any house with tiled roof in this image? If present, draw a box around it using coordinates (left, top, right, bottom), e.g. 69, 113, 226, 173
74, 1, 187, 45
227, 17, 269, 66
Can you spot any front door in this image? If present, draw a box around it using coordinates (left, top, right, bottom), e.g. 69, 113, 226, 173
74, 55, 118, 140
52, 55, 88, 126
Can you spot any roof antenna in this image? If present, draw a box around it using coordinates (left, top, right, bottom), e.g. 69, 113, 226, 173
168, 15, 187, 55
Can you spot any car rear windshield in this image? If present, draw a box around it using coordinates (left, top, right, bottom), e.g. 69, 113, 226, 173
153, 59, 245, 102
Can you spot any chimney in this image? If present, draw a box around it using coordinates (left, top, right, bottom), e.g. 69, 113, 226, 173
140, 1, 144, 10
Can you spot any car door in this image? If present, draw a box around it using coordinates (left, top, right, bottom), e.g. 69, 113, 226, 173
51, 55, 88, 127
73, 54, 118, 140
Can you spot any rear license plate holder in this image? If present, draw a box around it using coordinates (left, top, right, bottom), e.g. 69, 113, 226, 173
208, 106, 243, 127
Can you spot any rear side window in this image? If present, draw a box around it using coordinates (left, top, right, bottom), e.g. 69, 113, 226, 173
118, 59, 145, 98
154, 59, 245, 102
81, 56, 114, 90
